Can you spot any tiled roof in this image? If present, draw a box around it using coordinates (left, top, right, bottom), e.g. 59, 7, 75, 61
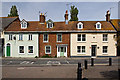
111, 19, 120, 31
0, 17, 19, 31
5, 20, 116, 32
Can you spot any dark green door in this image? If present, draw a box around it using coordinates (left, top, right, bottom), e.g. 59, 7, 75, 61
6, 44, 10, 56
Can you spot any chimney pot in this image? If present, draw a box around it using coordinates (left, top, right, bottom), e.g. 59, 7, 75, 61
106, 10, 110, 22
64, 10, 69, 24
40, 13, 45, 23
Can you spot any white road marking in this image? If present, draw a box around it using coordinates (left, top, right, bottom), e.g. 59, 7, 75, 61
47, 61, 61, 65
20, 61, 27, 64
26, 62, 30, 64
31, 62, 34, 64
66, 61, 69, 64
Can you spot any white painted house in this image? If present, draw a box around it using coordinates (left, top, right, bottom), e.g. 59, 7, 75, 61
4, 19, 39, 57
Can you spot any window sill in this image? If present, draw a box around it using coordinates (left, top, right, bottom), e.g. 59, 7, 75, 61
19, 53, 25, 54
102, 53, 108, 55
77, 41, 86, 43
57, 41, 62, 42
77, 53, 86, 54
45, 53, 51, 54
78, 28, 83, 29
28, 53, 34, 54
102, 41, 108, 43
43, 41, 48, 43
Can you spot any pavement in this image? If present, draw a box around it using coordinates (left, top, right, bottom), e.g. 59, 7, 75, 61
83, 65, 118, 79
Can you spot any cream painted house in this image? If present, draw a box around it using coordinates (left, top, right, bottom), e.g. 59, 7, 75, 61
70, 10, 117, 57
70, 32, 117, 57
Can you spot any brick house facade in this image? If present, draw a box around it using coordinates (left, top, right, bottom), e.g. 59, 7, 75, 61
39, 33, 70, 57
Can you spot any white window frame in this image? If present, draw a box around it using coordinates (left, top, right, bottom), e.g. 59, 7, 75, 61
45, 45, 51, 54
103, 34, 108, 42
96, 22, 101, 29
28, 34, 32, 40
47, 22, 53, 28
77, 34, 86, 42
8, 34, 12, 40
77, 46, 86, 54
21, 22, 27, 29
57, 34, 62, 42
28, 46, 34, 54
43, 34, 48, 42
19, 34, 23, 41
77, 22, 83, 29
102, 46, 108, 54
19, 46, 25, 54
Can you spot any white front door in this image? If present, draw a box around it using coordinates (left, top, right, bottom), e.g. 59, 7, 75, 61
57, 46, 67, 57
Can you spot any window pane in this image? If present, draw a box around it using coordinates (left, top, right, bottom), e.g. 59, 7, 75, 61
77, 34, 81, 41
79, 24, 81, 28
103, 34, 108, 41
77, 46, 81, 53
103, 46, 108, 53
9, 34, 12, 40
61, 47, 63, 52
46, 46, 51, 53
28, 34, 32, 40
63, 47, 66, 52
44, 34, 48, 42
82, 34, 86, 41
97, 24, 100, 28
19, 34, 23, 40
57, 34, 62, 42
58, 47, 60, 52
19, 46, 24, 53
48, 23, 53, 28
31, 35, 32, 40
82, 46, 85, 53
28, 46, 33, 53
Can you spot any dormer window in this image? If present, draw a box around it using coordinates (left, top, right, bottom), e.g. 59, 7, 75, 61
47, 19, 53, 28
48, 22, 53, 28
96, 22, 101, 29
20, 19, 27, 29
77, 22, 83, 29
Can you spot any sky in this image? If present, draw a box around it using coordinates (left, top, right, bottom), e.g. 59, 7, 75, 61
1, 2, 119, 22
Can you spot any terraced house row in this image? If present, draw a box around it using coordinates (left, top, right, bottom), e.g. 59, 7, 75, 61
2, 10, 117, 57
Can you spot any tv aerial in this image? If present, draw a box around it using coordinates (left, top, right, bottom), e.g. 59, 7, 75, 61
66, 3, 72, 10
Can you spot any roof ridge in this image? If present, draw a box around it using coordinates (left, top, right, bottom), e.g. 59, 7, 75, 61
0, 16, 18, 18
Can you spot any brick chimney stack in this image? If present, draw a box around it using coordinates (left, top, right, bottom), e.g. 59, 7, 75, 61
40, 13, 45, 24
106, 10, 110, 22
64, 10, 69, 24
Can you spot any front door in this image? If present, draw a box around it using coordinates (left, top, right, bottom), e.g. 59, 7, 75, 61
60, 47, 65, 56
6, 43, 10, 57
57, 46, 67, 57
91, 45, 97, 57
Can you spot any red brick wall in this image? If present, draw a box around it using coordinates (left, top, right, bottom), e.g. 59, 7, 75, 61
39, 33, 70, 57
